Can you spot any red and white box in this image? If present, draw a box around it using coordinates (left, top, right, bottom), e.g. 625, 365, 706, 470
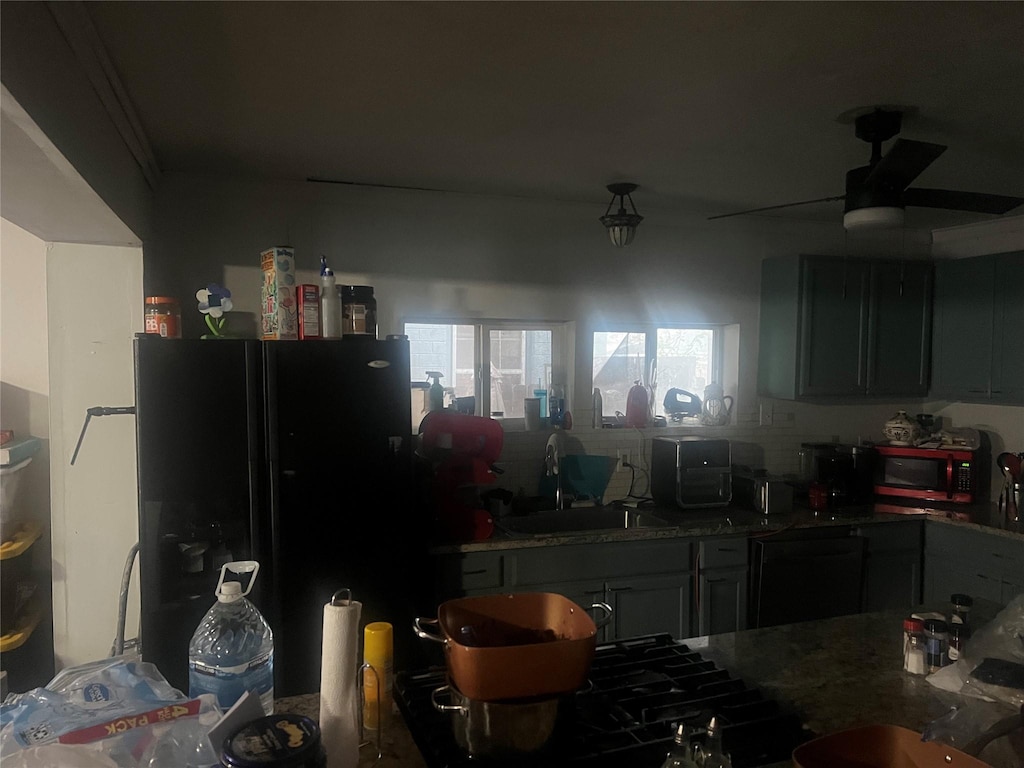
297, 284, 321, 340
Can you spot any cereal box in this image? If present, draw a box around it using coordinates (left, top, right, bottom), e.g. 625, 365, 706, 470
261, 246, 298, 340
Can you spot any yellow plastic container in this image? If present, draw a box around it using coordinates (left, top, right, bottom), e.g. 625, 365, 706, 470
363, 622, 393, 731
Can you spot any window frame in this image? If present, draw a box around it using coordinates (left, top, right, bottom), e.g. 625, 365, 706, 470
404, 317, 570, 422
592, 323, 724, 417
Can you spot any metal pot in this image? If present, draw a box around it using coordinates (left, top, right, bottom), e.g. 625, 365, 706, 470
431, 683, 572, 758
413, 592, 612, 701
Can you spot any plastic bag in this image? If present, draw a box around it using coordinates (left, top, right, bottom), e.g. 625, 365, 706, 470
0, 656, 221, 767
959, 592, 1024, 708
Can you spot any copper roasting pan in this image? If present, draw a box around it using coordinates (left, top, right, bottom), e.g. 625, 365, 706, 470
414, 592, 611, 702
792, 724, 990, 768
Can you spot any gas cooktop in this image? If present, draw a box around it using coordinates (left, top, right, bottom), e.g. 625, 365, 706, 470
395, 633, 810, 767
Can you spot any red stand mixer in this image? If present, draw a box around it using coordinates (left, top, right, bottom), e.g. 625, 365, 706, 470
417, 412, 504, 541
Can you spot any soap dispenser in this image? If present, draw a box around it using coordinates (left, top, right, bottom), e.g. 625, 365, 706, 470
319, 256, 341, 338
426, 371, 445, 412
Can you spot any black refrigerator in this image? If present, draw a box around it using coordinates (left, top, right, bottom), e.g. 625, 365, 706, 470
134, 335, 431, 697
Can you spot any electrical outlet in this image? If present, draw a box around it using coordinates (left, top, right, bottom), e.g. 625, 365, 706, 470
616, 447, 631, 472
759, 400, 773, 426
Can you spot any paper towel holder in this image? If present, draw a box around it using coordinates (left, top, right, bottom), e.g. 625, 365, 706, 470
331, 588, 354, 606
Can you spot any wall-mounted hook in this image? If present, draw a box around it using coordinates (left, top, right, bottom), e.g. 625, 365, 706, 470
70, 406, 136, 465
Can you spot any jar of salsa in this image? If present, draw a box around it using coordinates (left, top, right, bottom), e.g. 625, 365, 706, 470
144, 296, 181, 338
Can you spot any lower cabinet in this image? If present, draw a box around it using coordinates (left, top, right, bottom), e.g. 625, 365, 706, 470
856, 521, 923, 612
924, 523, 1024, 606
697, 538, 749, 635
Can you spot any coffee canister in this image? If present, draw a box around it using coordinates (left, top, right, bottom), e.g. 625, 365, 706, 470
341, 285, 377, 337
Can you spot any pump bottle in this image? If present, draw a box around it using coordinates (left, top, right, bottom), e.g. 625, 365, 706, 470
320, 256, 341, 338
426, 371, 445, 412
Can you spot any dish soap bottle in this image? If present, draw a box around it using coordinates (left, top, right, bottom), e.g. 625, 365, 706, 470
319, 256, 341, 338
188, 561, 275, 715
426, 371, 445, 412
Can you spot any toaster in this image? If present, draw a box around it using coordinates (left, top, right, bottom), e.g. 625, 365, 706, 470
651, 437, 732, 509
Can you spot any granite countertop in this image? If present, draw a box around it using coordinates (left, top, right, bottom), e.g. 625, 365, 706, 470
279, 603, 1023, 768
430, 499, 1023, 554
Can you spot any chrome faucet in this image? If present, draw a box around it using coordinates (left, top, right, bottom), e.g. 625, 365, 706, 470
545, 429, 566, 510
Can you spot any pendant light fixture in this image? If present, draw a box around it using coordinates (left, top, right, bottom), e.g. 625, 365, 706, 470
600, 183, 644, 247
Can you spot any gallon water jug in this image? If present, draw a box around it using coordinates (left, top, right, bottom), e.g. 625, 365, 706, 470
188, 560, 274, 714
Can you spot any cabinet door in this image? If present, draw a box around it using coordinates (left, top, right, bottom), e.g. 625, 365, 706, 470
930, 256, 995, 399
799, 258, 870, 396
698, 567, 748, 635
924, 551, 1002, 605
867, 261, 932, 396
863, 550, 921, 611
606, 574, 693, 641
991, 251, 1024, 403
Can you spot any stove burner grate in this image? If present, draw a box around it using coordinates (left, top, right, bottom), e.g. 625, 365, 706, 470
396, 633, 810, 767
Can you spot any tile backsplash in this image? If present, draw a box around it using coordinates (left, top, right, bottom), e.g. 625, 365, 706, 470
483, 400, 1020, 504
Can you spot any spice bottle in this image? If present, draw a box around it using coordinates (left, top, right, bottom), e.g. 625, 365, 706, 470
902, 617, 926, 675
950, 593, 973, 634
948, 623, 966, 663
923, 618, 949, 672
144, 296, 181, 338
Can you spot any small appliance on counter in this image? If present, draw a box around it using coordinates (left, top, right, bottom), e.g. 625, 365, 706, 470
417, 411, 504, 540
797, 442, 875, 505
651, 437, 731, 509
732, 467, 794, 515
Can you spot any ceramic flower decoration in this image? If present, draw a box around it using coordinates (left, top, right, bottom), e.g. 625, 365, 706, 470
196, 284, 233, 337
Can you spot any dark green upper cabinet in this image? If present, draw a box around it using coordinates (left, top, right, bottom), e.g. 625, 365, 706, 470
931, 250, 1023, 404
758, 255, 933, 400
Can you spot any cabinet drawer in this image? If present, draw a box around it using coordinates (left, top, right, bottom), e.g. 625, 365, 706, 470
856, 521, 922, 552
699, 537, 748, 569
515, 540, 692, 587
435, 552, 506, 595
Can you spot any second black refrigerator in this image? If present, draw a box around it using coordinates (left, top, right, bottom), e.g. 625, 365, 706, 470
135, 335, 431, 696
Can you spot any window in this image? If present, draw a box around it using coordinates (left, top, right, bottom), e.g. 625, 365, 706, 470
593, 327, 719, 418
406, 321, 565, 419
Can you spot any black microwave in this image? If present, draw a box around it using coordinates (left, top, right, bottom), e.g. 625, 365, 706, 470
873, 444, 979, 503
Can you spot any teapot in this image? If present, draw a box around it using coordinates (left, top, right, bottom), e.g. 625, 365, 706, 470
700, 383, 734, 426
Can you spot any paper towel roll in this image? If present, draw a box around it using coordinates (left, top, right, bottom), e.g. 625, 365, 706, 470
320, 592, 362, 768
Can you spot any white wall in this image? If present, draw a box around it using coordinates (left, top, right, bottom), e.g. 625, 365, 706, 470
47, 242, 143, 667
147, 172, 933, 420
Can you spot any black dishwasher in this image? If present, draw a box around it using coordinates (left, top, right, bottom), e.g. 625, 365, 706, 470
750, 527, 865, 627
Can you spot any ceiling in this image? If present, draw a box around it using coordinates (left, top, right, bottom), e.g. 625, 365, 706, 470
31, 2, 1024, 227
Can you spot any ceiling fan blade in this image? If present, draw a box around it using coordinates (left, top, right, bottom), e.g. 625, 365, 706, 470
707, 195, 845, 220
865, 139, 947, 190
903, 188, 1024, 214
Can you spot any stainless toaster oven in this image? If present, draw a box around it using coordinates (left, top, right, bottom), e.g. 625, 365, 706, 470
651, 437, 732, 509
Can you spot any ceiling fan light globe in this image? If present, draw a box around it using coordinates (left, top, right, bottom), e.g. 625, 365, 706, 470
600, 212, 643, 247
843, 206, 905, 230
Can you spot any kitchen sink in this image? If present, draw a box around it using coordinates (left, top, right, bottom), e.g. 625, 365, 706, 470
496, 507, 675, 535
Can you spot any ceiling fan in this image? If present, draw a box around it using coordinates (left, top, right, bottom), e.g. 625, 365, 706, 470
709, 108, 1024, 229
